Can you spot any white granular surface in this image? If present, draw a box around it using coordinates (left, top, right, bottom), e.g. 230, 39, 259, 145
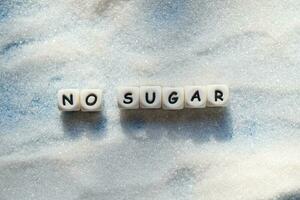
0, 0, 299, 199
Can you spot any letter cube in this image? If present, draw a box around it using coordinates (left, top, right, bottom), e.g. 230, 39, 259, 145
80, 89, 102, 112
140, 86, 162, 109
117, 87, 140, 109
207, 84, 229, 107
162, 87, 184, 110
184, 86, 207, 108
57, 89, 80, 111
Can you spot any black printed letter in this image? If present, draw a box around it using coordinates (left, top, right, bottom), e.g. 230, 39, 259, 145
145, 92, 156, 104
86, 93, 97, 106
63, 94, 73, 106
124, 93, 133, 104
191, 90, 201, 102
215, 90, 224, 102
168, 92, 178, 104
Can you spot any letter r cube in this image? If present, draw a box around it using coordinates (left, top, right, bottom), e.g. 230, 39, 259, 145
207, 85, 229, 107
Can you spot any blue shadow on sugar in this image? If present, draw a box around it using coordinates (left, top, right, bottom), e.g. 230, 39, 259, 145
120, 108, 233, 143
276, 191, 300, 200
60, 112, 107, 139
0, 39, 34, 55
151, 0, 186, 23
0, 2, 10, 20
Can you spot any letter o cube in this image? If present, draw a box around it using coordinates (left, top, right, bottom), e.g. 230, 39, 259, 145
80, 89, 102, 112
162, 87, 184, 110
117, 87, 140, 109
57, 89, 80, 111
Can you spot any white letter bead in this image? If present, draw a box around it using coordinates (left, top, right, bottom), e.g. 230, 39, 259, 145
57, 89, 80, 111
184, 86, 207, 108
162, 87, 184, 110
80, 89, 102, 112
117, 87, 140, 109
207, 85, 229, 107
140, 86, 162, 109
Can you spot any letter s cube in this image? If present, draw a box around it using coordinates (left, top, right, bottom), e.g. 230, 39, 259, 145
117, 87, 140, 109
